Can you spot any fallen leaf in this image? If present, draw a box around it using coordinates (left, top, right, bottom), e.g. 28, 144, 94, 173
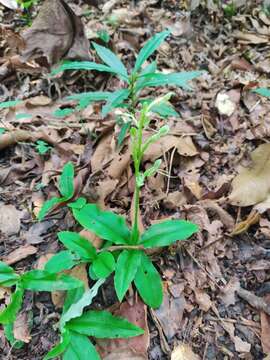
14, 312, 31, 343
229, 144, 270, 206
24, 220, 55, 244
0, 0, 18, 9
261, 310, 270, 353
20, 0, 90, 65
154, 291, 186, 340
2, 245, 37, 265
231, 211, 260, 236
171, 344, 200, 360
0, 204, 22, 235
219, 277, 240, 307
194, 289, 212, 312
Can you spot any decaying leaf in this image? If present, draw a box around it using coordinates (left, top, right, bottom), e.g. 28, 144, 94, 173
20, 0, 91, 65
0, 203, 22, 235
229, 144, 270, 207
14, 312, 31, 343
171, 344, 200, 360
2, 245, 37, 265
231, 211, 260, 236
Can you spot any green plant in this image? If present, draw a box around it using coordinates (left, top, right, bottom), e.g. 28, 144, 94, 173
53, 29, 202, 140
35, 140, 52, 155
0, 262, 143, 359
223, 2, 237, 17
38, 95, 198, 309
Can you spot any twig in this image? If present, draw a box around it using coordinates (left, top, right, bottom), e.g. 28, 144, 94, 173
207, 316, 261, 330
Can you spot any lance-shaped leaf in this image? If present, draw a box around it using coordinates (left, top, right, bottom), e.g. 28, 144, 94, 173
63, 332, 100, 360
66, 91, 111, 102
72, 204, 131, 245
102, 89, 130, 117
253, 87, 270, 98
140, 220, 198, 248
135, 71, 203, 91
92, 42, 128, 80
37, 196, 64, 221
21, 270, 83, 291
59, 162, 74, 200
52, 61, 115, 75
58, 231, 97, 261
134, 252, 163, 308
0, 285, 24, 324
114, 250, 142, 301
0, 261, 19, 287
0, 100, 22, 109
66, 310, 144, 338
134, 30, 170, 73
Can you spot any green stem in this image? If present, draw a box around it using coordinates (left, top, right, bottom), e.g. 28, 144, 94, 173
129, 74, 138, 115
131, 108, 146, 244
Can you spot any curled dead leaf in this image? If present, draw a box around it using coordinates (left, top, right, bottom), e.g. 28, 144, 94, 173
229, 144, 270, 207
231, 211, 260, 236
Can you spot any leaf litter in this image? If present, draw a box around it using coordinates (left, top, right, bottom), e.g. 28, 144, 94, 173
1, 0, 270, 359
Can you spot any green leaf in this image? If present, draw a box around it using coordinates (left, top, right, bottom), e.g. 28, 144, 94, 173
0, 100, 22, 109
150, 101, 179, 117
59, 162, 74, 199
140, 220, 198, 248
60, 279, 105, 330
102, 89, 130, 117
66, 310, 144, 338
53, 108, 74, 118
91, 252, 115, 278
117, 121, 131, 148
135, 71, 203, 91
134, 253, 163, 308
134, 30, 170, 73
21, 270, 83, 291
58, 231, 97, 261
35, 140, 51, 155
143, 159, 162, 178
52, 61, 115, 75
63, 332, 100, 360
0, 128, 6, 135
68, 197, 87, 210
72, 204, 131, 245
0, 261, 19, 287
97, 29, 110, 43
4, 323, 24, 349
37, 197, 63, 221
114, 250, 142, 301
253, 87, 270, 98
92, 42, 128, 80
0, 285, 24, 324
44, 331, 71, 360
44, 251, 79, 274
66, 91, 111, 102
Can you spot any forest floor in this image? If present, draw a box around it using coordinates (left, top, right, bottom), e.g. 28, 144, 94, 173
1, 0, 270, 359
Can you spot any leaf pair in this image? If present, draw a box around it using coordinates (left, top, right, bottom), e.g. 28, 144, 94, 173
38, 162, 75, 220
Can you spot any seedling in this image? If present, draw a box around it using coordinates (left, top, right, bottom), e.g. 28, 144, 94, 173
35, 140, 52, 155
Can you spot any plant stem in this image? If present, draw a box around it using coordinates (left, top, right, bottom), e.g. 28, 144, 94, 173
131, 107, 146, 244
129, 74, 137, 115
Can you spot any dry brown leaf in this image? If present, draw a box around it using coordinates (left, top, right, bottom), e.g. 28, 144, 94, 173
14, 312, 31, 343
143, 135, 179, 161
219, 277, 240, 307
176, 136, 198, 157
194, 289, 212, 312
91, 133, 113, 173
154, 291, 186, 340
2, 245, 37, 265
231, 211, 260, 236
229, 144, 270, 207
234, 31, 269, 44
171, 344, 200, 360
20, 0, 90, 65
261, 310, 270, 353
0, 204, 22, 235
